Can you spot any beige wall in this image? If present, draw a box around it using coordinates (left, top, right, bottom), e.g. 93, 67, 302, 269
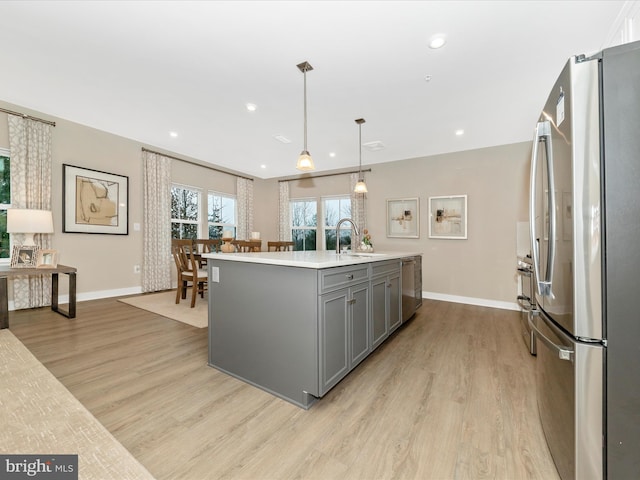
275, 142, 531, 306
363, 143, 531, 305
1, 99, 530, 307
0, 100, 258, 299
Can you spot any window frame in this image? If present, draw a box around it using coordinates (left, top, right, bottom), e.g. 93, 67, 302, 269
171, 183, 202, 239
207, 190, 237, 239
0, 147, 11, 264
290, 197, 318, 251
322, 194, 352, 251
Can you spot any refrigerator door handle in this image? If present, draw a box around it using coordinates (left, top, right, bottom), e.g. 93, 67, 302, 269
528, 311, 574, 361
530, 121, 553, 296
544, 122, 557, 296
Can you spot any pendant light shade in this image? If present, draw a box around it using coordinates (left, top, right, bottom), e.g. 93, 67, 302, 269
354, 179, 368, 193
354, 118, 368, 193
296, 61, 315, 171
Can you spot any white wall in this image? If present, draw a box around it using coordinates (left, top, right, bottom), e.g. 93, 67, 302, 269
603, 1, 640, 47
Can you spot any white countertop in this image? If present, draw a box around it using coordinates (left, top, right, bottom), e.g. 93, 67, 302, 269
202, 250, 421, 269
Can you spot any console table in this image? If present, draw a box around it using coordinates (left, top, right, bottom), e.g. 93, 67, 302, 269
0, 264, 77, 329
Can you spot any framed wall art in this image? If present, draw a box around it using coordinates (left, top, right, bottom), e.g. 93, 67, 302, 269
10, 245, 39, 268
63, 164, 129, 235
36, 249, 59, 268
386, 197, 420, 238
428, 195, 467, 239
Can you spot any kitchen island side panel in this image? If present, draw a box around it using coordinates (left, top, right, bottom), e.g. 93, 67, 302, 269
208, 260, 319, 408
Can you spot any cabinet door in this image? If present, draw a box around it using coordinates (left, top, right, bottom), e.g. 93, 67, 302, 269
350, 282, 370, 368
388, 272, 402, 333
319, 289, 349, 395
371, 276, 388, 349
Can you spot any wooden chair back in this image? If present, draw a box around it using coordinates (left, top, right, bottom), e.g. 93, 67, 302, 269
267, 241, 294, 252
234, 240, 262, 252
193, 238, 222, 254
171, 239, 195, 273
171, 239, 207, 307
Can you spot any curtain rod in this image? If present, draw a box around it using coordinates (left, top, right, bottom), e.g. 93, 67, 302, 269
141, 147, 254, 181
0, 107, 56, 127
278, 168, 371, 182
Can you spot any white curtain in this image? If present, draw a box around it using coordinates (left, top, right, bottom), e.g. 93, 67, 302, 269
278, 181, 291, 241
8, 115, 53, 308
350, 173, 367, 249
236, 177, 254, 240
142, 150, 172, 292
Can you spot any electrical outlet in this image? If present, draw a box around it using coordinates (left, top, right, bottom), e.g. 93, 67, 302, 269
134, 264, 141, 274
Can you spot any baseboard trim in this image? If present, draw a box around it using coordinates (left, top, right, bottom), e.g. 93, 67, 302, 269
8, 286, 143, 311
9, 287, 519, 313
422, 291, 520, 312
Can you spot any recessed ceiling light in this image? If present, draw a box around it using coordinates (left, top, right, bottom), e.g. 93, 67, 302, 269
246, 103, 257, 112
274, 135, 291, 144
424, 75, 433, 82
329, 152, 336, 158
429, 35, 447, 49
260, 164, 267, 169
169, 131, 178, 138
455, 129, 464, 136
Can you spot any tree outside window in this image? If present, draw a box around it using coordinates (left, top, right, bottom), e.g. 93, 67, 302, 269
208, 192, 236, 239
0, 150, 11, 259
171, 185, 200, 239
291, 199, 317, 251
323, 196, 352, 251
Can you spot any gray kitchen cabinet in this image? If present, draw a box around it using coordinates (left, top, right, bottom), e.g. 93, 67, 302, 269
371, 260, 402, 349
371, 275, 388, 349
208, 253, 416, 408
319, 265, 370, 395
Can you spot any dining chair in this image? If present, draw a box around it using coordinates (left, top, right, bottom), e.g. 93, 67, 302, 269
193, 238, 222, 267
235, 240, 262, 252
267, 241, 294, 252
171, 239, 208, 308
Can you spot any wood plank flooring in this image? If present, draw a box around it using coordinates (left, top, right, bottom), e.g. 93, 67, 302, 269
8, 298, 560, 480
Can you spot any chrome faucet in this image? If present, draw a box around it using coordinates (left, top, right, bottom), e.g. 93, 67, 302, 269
336, 218, 360, 254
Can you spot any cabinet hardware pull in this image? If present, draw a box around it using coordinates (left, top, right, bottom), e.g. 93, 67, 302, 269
348, 299, 356, 305
346, 274, 354, 280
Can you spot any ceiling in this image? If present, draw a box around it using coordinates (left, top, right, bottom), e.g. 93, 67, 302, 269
0, 1, 631, 179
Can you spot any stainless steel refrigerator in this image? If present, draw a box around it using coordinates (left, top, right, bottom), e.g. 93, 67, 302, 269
529, 40, 640, 480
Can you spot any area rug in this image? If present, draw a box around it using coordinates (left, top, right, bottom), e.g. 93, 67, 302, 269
0, 329, 155, 479
118, 290, 208, 328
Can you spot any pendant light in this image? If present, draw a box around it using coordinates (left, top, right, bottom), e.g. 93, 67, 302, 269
354, 118, 368, 193
296, 61, 315, 171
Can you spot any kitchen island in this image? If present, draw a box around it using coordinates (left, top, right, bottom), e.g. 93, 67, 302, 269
203, 251, 421, 408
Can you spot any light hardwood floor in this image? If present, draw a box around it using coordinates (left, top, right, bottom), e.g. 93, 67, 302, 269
9, 298, 560, 480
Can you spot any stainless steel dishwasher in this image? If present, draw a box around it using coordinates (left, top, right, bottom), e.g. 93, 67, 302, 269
401, 257, 417, 321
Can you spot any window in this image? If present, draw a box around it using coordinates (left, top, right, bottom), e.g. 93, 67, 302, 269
208, 191, 236, 239
323, 195, 352, 251
0, 148, 11, 260
171, 184, 201, 239
291, 198, 317, 251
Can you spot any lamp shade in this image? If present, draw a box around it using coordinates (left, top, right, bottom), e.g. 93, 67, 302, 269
296, 151, 315, 171
354, 180, 368, 193
7, 209, 54, 245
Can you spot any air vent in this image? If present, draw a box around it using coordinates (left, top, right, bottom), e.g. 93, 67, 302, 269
363, 141, 385, 151
273, 135, 291, 144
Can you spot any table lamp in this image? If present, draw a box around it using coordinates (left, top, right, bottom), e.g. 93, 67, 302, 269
7, 208, 54, 245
